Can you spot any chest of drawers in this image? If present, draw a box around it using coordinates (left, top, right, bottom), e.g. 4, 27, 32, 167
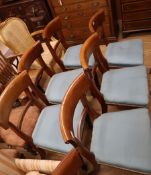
0, 0, 51, 33
120, 0, 151, 36
47, 0, 118, 45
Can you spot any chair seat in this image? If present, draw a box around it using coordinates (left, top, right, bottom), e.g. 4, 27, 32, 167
106, 39, 144, 67
90, 108, 151, 173
45, 68, 83, 103
32, 103, 84, 153
101, 66, 149, 106
0, 105, 40, 147
63, 44, 95, 69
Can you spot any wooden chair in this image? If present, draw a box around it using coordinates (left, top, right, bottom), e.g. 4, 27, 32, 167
60, 72, 151, 174
18, 41, 83, 104
0, 71, 49, 157
0, 17, 63, 68
42, 16, 95, 70
0, 51, 17, 94
80, 32, 149, 108
89, 9, 144, 68
3, 70, 84, 157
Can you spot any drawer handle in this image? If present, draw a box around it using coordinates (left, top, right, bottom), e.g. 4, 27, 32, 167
77, 4, 81, 8
59, 0, 63, 6
64, 16, 69, 20
70, 34, 75, 38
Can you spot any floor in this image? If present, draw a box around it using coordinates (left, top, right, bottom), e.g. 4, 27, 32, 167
1, 31, 151, 175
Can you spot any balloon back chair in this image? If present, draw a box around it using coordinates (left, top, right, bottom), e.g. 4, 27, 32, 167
89, 9, 144, 68
80, 32, 149, 108
0, 17, 63, 68
60, 72, 151, 174
0, 71, 49, 157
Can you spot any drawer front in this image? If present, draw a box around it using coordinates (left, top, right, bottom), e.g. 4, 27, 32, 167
123, 10, 151, 21
62, 28, 90, 42
54, 0, 107, 14
123, 19, 151, 31
122, 0, 151, 12
50, 0, 107, 7
59, 9, 109, 23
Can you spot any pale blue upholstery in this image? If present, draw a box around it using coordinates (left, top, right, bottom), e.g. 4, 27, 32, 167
63, 44, 95, 69
90, 108, 151, 173
32, 102, 84, 153
45, 68, 83, 103
106, 39, 144, 67
101, 66, 149, 106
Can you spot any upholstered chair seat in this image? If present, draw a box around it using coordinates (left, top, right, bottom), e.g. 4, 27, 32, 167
101, 65, 149, 106
0, 106, 40, 147
90, 108, 151, 173
32, 102, 83, 153
63, 44, 95, 69
106, 39, 144, 67
45, 68, 83, 103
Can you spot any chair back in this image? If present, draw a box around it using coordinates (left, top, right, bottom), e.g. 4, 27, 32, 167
0, 71, 48, 130
80, 32, 109, 76
0, 17, 35, 54
60, 73, 105, 171
18, 41, 54, 77
42, 16, 68, 71
0, 51, 17, 94
60, 73, 106, 145
89, 9, 109, 45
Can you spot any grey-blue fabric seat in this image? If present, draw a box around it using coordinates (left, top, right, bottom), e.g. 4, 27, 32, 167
45, 68, 83, 104
63, 44, 95, 69
105, 39, 144, 67
32, 102, 83, 153
90, 108, 151, 173
101, 65, 149, 106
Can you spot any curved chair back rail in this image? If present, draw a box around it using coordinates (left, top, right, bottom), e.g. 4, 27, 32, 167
0, 71, 48, 129
89, 9, 108, 45
42, 16, 68, 71
18, 41, 54, 77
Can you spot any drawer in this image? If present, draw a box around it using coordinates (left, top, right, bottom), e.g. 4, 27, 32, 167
122, 0, 151, 12
59, 9, 109, 22
123, 19, 151, 30
123, 10, 151, 21
54, 0, 107, 14
50, 0, 106, 7
62, 28, 90, 41
62, 18, 90, 30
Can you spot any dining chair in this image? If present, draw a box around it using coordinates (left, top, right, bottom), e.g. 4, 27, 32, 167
0, 71, 49, 157
89, 9, 144, 67
60, 72, 151, 174
18, 41, 83, 104
42, 16, 95, 70
3, 70, 85, 157
80, 32, 149, 107
0, 17, 63, 68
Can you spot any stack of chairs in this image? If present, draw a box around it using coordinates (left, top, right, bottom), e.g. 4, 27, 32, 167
0, 8, 150, 175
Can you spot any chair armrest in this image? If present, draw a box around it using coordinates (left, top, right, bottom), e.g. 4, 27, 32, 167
31, 30, 43, 37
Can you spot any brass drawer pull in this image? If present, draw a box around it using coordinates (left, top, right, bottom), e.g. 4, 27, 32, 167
64, 16, 69, 20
